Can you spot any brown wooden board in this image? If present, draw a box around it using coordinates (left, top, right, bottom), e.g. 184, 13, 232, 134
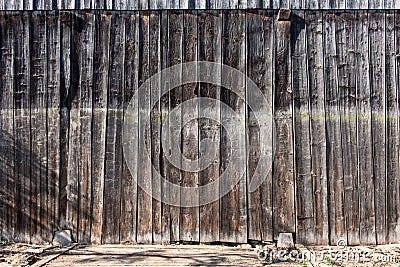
355, 10, 375, 245
46, 10, 61, 241
149, 11, 162, 244
292, 10, 313, 245
29, 11, 48, 243
246, 10, 273, 242
136, 11, 152, 244
103, 12, 125, 243
0, 12, 15, 241
220, 10, 247, 243
90, 11, 110, 244
323, 11, 346, 246
198, 10, 221, 243
306, 11, 329, 245
119, 11, 138, 244
13, 12, 31, 243
369, 11, 387, 245
180, 10, 199, 243
336, 11, 359, 245
273, 9, 295, 239
167, 10, 183, 243
385, 11, 400, 244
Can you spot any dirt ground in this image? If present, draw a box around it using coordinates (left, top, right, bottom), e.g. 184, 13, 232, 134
1, 243, 400, 266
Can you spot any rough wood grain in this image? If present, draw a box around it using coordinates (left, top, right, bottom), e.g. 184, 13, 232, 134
306, 11, 329, 245
46, 10, 61, 242
354, 10, 375, 245
323, 11, 346, 246
136, 11, 152, 244
29, 11, 48, 243
336, 11, 359, 245
90, 12, 109, 244
0, 12, 15, 241
198, 10, 221, 243
292, 10, 313, 245
180, 10, 199, 243
273, 9, 295, 240
103, 12, 125, 243
13, 12, 31, 243
220, 10, 247, 243
246, 10, 273, 242
119, 11, 138, 244
369, 11, 387, 245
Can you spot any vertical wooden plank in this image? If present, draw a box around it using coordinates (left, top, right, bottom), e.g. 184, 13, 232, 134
385, 10, 399, 244
198, 10, 221, 243
0, 12, 15, 242
306, 11, 329, 245
46, 10, 60, 242
119, 11, 138, 244
77, 12, 94, 244
180, 0, 189, 9
160, 10, 170, 245
273, 9, 295, 239
180, 10, 199, 243
369, 11, 386, 245
137, 11, 152, 244
149, 11, 162, 244
208, 0, 222, 9
329, 0, 345, 9
90, 12, 110, 245
359, 0, 369, 8
246, 10, 273, 242
292, 10, 313, 245
195, 0, 206, 9
336, 11, 359, 246
355, 10, 375, 245
220, 10, 247, 244
93, 0, 104, 9
290, 0, 302, 9
167, 0, 179, 9
58, 10, 71, 234
324, 11, 346, 246
166, 10, 183, 243
67, 11, 81, 242
103, 12, 125, 244
369, 0, 383, 9
139, 0, 148, 9
30, 11, 48, 243
13, 12, 30, 243
346, 0, 360, 9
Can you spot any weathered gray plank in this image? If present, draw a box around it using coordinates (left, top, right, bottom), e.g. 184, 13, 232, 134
103, 12, 125, 243
323, 11, 346, 246
180, 10, 199, 243
137, 11, 152, 244
369, 11, 386, 245
355, 10, 376, 245
306, 11, 329, 245
346, 0, 359, 8
149, 11, 162, 244
198, 10, 221, 243
329, 0, 345, 9
273, 9, 295, 240
246, 10, 273, 242
369, 0, 384, 9
220, 10, 247, 243
0, 12, 15, 241
90, 12, 110, 244
76, 12, 94, 244
46, 10, 61, 242
119, 11, 138, 244
292, 10, 313, 245
29, 11, 48, 243
385, 10, 399, 244
13, 12, 30, 243
159, 10, 170, 245
336, 11, 359, 246
167, 10, 183, 243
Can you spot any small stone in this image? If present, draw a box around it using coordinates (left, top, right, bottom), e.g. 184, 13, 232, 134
277, 233, 294, 249
52, 230, 72, 247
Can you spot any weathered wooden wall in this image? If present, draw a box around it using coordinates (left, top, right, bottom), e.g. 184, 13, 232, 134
1, 0, 400, 10
0, 10, 399, 246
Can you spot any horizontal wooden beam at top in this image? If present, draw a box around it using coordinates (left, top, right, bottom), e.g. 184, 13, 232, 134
0, 0, 399, 10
